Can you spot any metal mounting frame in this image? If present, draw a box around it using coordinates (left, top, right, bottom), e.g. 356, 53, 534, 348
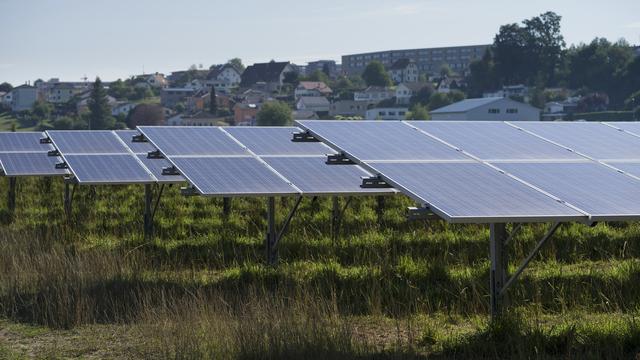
326, 153, 356, 165
291, 131, 320, 142
361, 175, 393, 189
147, 150, 164, 159
132, 134, 147, 143
162, 166, 180, 176
265, 196, 303, 265
331, 196, 353, 242
143, 183, 166, 240
407, 206, 441, 221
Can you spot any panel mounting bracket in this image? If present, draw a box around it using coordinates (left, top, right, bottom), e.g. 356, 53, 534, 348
162, 166, 180, 176
147, 150, 164, 159
180, 186, 198, 196
291, 131, 319, 142
361, 175, 392, 188
407, 206, 440, 221
47, 149, 60, 156
326, 153, 355, 165
132, 134, 147, 143
40, 137, 52, 144
55, 162, 68, 169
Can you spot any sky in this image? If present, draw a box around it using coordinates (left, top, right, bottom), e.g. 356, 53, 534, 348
1, 0, 639, 85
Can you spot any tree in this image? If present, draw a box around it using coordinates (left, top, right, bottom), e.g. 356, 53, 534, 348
577, 92, 609, 112
88, 77, 115, 129
210, 86, 218, 115
0, 82, 12, 93
227, 58, 245, 72
635, 107, 640, 121
304, 70, 329, 84
361, 61, 392, 87
256, 101, 292, 126
127, 104, 165, 127
467, 49, 498, 97
439, 64, 453, 79
427, 90, 465, 110
32, 100, 53, 120
406, 104, 430, 120
410, 84, 435, 107
625, 90, 640, 110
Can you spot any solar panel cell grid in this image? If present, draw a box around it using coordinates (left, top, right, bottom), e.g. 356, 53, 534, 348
223, 127, 333, 156
138, 126, 248, 156
0, 153, 68, 176
136, 155, 185, 183
0, 132, 53, 152
63, 154, 155, 184
115, 130, 156, 154
47, 131, 129, 154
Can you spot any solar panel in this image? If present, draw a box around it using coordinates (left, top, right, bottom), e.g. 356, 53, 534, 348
63, 154, 155, 184
0, 153, 68, 176
46, 130, 130, 154
115, 130, 156, 154
262, 156, 391, 195
605, 122, 640, 136
367, 162, 584, 223
495, 162, 640, 220
605, 162, 640, 179
138, 126, 248, 156
295, 120, 467, 161
408, 121, 582, 161
223, 127, 333, 156
136, 155, 185, 183
0, 132, 53, 152
169, 156, 298, 196
513, 122, 640, 160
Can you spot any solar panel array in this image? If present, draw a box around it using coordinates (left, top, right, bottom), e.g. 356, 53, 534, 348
296, 120, 640, 223
45, 130, 176, 185
0, 132, 69, 177
138, 126, 394, 197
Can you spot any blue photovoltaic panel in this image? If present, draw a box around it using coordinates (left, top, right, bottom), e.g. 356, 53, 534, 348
223, 127, 333, 156
296, 120, 466, 161
136, 155, 185, 183
409, 121, 582, 161
262, 156, 392, 195
514, 122, 640, 160
47, 130, 129, 154
63, 154, 155, 184
0, 153, 68, 176
0, 132, 53, 152
496, 162, 640, 220
169, 156, 298, 196
138, 126, 248, 156
115, 130, 156, 154
605, 162, 640, 179
367, 162, 583, 223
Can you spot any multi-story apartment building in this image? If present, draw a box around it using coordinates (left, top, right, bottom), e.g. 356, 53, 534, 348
342, 44, 490, 76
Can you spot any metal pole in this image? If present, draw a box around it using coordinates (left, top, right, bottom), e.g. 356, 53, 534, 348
144, 184, 153, 240
223, 197, 231, 218
376, 195, 385, 222
64, 182, 71, 220
7, 177, 16, 217
490, 223, 508, 319
266, 197, 276, 265
331, 196, 339, 241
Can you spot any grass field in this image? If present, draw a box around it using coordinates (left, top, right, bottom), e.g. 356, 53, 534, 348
1, 177, 640, 358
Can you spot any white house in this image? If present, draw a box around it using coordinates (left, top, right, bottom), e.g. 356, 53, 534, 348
10, 85, 38, 112
134, 73, 167, 89
396, 83, 427, 105
294, 81, 332, 98
296, 96, 330, 113
205, 64, 243, 93
430, 97, 540, 121
111, 102, 136, 117
387, 59, 419, 84
354, 86, 395, 102
365, 107, 408, 120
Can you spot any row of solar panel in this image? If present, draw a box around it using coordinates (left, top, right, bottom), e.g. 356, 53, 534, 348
296, 121, 640, 223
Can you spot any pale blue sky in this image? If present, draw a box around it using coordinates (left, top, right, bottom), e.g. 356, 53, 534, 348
1, 0, 639, 85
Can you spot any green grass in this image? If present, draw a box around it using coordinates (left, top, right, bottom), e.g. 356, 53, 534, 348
1, 177, 640, 358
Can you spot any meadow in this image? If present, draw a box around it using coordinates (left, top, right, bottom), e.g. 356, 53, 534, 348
1, 176, 640, 359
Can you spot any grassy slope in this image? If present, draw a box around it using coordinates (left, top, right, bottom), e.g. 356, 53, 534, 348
0, 177, 639, 358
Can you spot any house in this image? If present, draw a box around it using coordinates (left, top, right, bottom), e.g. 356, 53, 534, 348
233, 103, 260, 126
541, 98, 579, 121
160, 88, 196, 108
354, 86, 395, 102
306, 60, 338, 78
396, 82, 428, 105
293, 110, 319, 120
240, 61, 296, 91
387, 58, 419, 84
329, 100, 373, 118
430, 97, 540, 121
133, 73, 167, 89
295, 96, 330, 114
10, 85, 38, 112
365, 107, 409, 120
484, 84, 529, 100
111, 102, 136, 117
47, 82, 88, 104
185, 90, 210, 113
205, 64, 243, 93
76, 94, 117, 114
294, 81, 332, 98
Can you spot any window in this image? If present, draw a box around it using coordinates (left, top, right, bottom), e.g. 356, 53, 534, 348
488, 108, 500, 114
506, 108, 518, 114
399, 111, 406, 116
379, 111, 386, 116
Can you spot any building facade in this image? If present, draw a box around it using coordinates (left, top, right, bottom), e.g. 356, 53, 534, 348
430, 97, 541, 121
342, 44, 490, 76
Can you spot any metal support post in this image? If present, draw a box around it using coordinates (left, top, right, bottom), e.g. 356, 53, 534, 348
331, 196, 339, 241
144, 184, 153, 240
223, 197, 231, 218
376, 195, 385, 221
490, 223, 508, 320
265, 197, 277, 265
7, 177, 16, 217
64, 182, 71, 220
